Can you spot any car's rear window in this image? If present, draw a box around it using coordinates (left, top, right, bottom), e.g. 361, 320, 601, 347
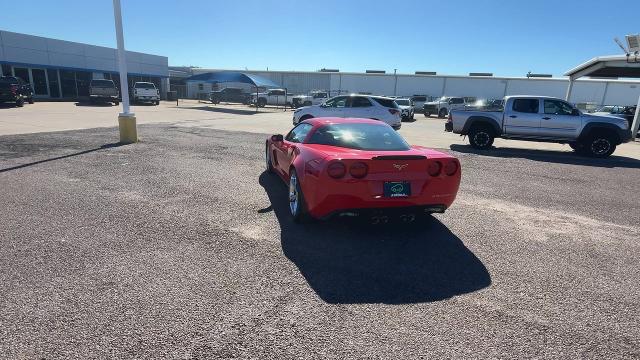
91, 80, 115, 88
307, 123, 410, 151
134, 82, 156, 89
395, 99, 410, 106
371, 97, 399, 108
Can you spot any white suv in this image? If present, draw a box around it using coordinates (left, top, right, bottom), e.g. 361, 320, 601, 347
292, 95, 402, 130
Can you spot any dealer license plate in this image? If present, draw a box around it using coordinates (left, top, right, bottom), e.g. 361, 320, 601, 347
383, 181, 411, 198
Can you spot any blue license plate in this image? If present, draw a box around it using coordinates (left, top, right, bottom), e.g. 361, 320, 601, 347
383, 181, 411, 197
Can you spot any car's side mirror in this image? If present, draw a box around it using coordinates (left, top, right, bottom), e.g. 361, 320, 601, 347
572, 109, 581, 116
271, 134, 284, 142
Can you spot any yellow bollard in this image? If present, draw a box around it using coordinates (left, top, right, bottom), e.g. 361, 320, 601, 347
118, 114, 138, 143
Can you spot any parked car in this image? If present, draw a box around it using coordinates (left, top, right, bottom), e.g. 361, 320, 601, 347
410, 95, 428, 112
132, 82, 160, 105
0, 76, 34, 105
250, 88, 293, 107
424, 96, 467, 118
394, 98, 415, 121
209, 87, 250, 105
592, 105, 636, 127
465, 98, 504, 111
89, 79, 119, 105
265, 118, 461, 222
446, 95, 632, 157
291, 90, 329, 108
292, 95, 402, 130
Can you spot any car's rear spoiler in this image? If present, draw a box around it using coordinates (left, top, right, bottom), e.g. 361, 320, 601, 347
372, 155, 427, 160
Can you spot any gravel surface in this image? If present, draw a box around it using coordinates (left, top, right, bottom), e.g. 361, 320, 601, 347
1, 125, 639, 359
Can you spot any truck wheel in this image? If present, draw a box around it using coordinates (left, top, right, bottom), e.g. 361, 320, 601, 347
468, 126, 494, 149
257, 98, 267, 108
584, 134, 616, 158
438, 108, 448, 118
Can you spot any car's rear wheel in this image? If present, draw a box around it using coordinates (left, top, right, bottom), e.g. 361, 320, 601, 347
265, 144, 274, 173
438, 108, 448, 118
15, 98, 24, 107
585, 134, 616, 158
289, 169, 308, 223
468, 125, 495, 149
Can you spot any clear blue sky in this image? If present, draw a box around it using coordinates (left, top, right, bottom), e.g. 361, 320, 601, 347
1, 0, 638, 76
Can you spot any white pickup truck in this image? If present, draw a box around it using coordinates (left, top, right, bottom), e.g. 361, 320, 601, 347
132, 82, 160, 105
291, 90, 329, 108
446, 95, 632, 158
250, 88, 292, 107
424, 96, 467, 118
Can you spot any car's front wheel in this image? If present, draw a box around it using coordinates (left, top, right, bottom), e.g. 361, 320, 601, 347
288, 169, 308, 223
584, 134, 616, 158
15, 98, 24, 107
257, 98, 267, 108
468, 126, 495, 149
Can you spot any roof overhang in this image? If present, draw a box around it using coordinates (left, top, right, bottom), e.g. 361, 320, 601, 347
565, 54, 640, 80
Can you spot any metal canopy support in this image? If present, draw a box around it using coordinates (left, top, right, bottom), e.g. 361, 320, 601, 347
565, 80, 574, 102
632, 95, 640, 139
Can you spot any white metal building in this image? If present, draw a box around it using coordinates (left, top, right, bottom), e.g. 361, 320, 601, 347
0, 30, 169, 99
175, 67, 640, 108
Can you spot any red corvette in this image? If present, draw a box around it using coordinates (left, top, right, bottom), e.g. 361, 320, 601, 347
265, 118, 461, 222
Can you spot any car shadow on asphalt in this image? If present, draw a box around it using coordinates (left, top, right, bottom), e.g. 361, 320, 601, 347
0, 143, 124, 173
186, 105, 260, 115
450, 144, 640, 169
74, 102, 115, 107
258, 172, 491, 304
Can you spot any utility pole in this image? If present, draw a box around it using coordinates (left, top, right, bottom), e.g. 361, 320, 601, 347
113, 0, 137, 143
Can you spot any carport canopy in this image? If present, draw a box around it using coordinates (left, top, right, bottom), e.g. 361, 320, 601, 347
564, 54, 640, 139
184, 71, 282, 88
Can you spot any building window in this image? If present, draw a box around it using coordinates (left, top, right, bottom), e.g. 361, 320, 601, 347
1, 64, 11, 77
47, 69, 60, 98
75, 71, 91, 96
198, 83, 204, 91
60, 70, 77, 98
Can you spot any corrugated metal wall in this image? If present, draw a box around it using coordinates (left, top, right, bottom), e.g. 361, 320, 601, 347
186, 69, 640, 106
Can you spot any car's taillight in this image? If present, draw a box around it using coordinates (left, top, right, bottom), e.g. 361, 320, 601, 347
10, 85, 18, 94
349, 162, 368, 178
327, 161, 346, 179
389, 108, 399, 115
427, 161, 442, 177
444, 160, 458, 176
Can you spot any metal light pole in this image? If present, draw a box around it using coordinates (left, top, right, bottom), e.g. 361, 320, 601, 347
113, 0, 137, 143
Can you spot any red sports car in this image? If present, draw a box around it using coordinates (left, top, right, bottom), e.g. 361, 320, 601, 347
265, 118, 461, 222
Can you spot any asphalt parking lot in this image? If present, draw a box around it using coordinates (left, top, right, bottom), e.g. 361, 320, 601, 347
1, 102, 640, 358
